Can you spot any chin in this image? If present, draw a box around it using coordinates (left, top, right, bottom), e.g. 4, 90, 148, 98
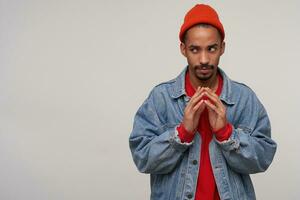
196, 74, 213, 81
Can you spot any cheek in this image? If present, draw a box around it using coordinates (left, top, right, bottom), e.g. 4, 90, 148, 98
211, 54, 221, 64
186, 54, 199, 64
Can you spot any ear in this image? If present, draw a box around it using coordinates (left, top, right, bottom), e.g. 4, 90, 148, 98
220, 41, 225, 55
180, 42, 187, 57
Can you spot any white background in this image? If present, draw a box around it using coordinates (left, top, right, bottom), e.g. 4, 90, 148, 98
0, 0, 299, 199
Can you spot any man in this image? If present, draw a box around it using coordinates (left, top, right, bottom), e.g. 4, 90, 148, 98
129, 4, 276, 200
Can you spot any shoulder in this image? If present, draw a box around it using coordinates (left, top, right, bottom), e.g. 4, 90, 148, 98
146, 68, 186, 100
148, 77, 177, 99
229, 79, 264, 110
219, 68, 257, 101
231, 80, 256, 95
153, 77, 177, 90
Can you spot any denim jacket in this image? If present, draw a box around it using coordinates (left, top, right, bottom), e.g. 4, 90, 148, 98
129, 67, 277, 200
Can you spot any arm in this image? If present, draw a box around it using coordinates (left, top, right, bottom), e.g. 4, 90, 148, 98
129, 89, 192, 175
216, 104, 277, 174
203, 87, 277, 174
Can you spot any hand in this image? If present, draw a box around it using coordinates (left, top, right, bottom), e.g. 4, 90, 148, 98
202, 88, 227, 132
182, 87, 206, 134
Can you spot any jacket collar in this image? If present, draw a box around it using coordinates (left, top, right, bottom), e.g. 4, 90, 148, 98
170, 66, 235, 105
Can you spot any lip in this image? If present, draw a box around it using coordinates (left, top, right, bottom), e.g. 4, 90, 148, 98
196, 68, 212, 74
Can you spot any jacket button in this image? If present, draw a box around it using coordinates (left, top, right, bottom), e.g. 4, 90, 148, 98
187, 193, 193, 199
192, 160, 198, 165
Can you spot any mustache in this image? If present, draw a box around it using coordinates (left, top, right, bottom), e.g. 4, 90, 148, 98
195, 64, 215, 69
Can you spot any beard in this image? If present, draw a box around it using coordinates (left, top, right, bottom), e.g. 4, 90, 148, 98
194, 64, 216, 81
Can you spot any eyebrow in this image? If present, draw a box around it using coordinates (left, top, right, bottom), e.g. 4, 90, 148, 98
188, 43, 219, 49
208, 43, 219, 48
188, 45, 199, 49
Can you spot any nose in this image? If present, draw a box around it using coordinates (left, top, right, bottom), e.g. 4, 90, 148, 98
199, 51, 209, 65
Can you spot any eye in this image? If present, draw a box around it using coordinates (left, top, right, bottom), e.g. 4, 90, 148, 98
190, 48, 198, 53
208, 46, 217, 52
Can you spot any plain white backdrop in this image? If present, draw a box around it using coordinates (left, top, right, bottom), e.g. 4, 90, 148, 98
0, 0, 299, 199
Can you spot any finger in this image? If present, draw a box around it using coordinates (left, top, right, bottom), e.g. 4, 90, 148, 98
191, 86, 208, 102
202, 89, 224, 109
185, 89, 203, 114
189, 87, 202, 101
194, 100, 206, 116
199, 87, 206, 95
204, 99, 217, 112
204, 99, 221, 115
193, 99, 205, 112
203, 87, 219, 101
188, 92, 205, 108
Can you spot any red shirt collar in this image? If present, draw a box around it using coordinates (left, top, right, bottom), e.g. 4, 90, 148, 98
185, 71, 223, 97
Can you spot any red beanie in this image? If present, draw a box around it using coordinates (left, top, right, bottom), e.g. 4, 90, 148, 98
179, 4, 225, 42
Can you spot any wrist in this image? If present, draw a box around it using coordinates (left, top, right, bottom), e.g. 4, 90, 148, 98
214, 123, 233, 141
177, 123, 195, 143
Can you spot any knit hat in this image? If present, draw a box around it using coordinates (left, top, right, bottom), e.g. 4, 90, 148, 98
179, 4, 225, 42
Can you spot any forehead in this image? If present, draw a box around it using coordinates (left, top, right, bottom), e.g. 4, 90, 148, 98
184, 25, 222, 46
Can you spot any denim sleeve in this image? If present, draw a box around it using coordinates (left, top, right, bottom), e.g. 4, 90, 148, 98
216, 99, 277, 174
129, 90, 192, 174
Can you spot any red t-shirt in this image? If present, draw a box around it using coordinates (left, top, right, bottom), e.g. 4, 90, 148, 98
177, 71, 232, 200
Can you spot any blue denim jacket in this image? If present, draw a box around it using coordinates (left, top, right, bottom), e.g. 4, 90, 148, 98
129, 67, 277, 200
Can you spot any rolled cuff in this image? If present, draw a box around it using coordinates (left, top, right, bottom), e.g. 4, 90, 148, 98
176, 123, 195, 143
215, 123, 233, 142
